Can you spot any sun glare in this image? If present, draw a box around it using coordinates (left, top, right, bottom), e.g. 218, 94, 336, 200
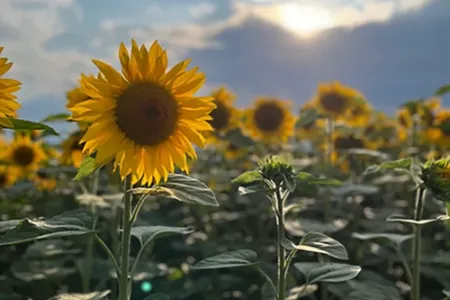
278, 4, 333, 38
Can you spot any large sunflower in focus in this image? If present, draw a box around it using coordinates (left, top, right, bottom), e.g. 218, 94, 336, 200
0, 47, 21, 127
314, 81, 361, 118
244, 98, 295, 144
208, 87, 240, 135
2, 135, 47, 177
60, 131, 85, 168
69, 39, 215, 185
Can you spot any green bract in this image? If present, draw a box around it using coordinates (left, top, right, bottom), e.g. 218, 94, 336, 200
421, 157, 450, 201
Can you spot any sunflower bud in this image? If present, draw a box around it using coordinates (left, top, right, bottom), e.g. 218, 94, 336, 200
421, 157, 450, 201
258, 155, 295, 186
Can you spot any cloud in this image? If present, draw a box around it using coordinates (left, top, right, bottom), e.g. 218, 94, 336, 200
189, 2, 217, 18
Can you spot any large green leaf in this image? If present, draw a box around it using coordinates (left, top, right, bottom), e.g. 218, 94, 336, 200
232, 170, 263, 185
0, 209, 95, 246
386, 214, 450, 225
0, 220, 21, 233
296, 172, 341, 186
131, 226, 194, 246
294, 262, 361, 284
282, 232, 348, 260
352, 232, 413, 246
1, 118, 59, 135
40, 113, 71, 123
296, 108, 322, 128
47, 291, 110, 300
160, 173, 218, 207
224, 128, 255, 147
192, 250, 259, 270
363, 158, 413, 176
74, 156, 97, 181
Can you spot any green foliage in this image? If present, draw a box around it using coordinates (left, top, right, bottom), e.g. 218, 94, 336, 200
192, 250, 259, 270
74, 156, 97, 181
1, 118, 59, 135
294, 263, 361, 284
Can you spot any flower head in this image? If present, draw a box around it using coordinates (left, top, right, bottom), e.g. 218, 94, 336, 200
421, 157, 450, 202
69, 39, 215, 185
258, 155, 295, 186
0, 47, 21, 127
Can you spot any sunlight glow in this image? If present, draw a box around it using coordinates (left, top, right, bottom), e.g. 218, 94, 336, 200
277, 4, 333, 38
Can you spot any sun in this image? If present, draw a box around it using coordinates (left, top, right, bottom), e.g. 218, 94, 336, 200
277, 4, 333, 37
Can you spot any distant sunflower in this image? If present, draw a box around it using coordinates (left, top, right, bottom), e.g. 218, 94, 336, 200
426, 110, 450, 147
222, 141, 246, 160
34, 170, 57, 191
60, 131, 85, 168
343, 100, 372, 127
208, 87, 240, 134
3, 135, 47, 177
0, 47, 21, 127
0, 166, 19, 188
334, 134, 366, 150
69, 39, 215, 185
396, 107, 413, 128
245, 98, 295, 144
314, 81, 361, 118
296, 118, 326, 141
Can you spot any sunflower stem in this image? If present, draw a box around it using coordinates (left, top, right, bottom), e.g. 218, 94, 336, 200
326, 117, 334, 165
411, 187, 426, 300
118, 176, 133, 300
275, 186, 286, 300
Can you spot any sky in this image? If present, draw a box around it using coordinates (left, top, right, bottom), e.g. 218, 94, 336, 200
1, 0, 449, 126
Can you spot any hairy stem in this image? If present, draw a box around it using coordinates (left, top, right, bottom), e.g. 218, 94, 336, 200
275, 187, 286, 300
411, 188, 426, 300
118, 176, 133, 300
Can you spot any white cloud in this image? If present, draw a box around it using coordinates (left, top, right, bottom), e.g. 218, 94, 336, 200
0, 0, 93, 103
188, 2, 216, 18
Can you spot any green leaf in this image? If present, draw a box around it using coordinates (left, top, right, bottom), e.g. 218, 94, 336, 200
363, 158, 413, 176
346, 148, 390, 160
131, 226, 194, 246
40, 113, 71, 123
232, 170, 263, 185
224, 128, 255, 147
142, 294, 170, 300
294, 262, 361, 284
0, 209, 95, 246
296, 172, 341, 186
443, 290, 450, 298
47, 291, 110, 300
436, 84, 450, 96
192, 249, 259, 270
386, 214, 450, 225
1, 118, 59, 136
160, 173, 218, 207
74, 156, 98, 181
281, 232, 348, 260
0, 219, 21, 233
351, 232, 414, 246
296, 108, 322, 128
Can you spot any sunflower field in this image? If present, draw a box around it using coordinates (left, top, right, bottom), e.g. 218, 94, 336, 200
0, 40, 450, 300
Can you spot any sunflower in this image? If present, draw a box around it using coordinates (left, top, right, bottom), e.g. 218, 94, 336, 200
34, 170, 57, 191
2, 135, 47, 178
69, 39, 215, 185
426, 110, 450, 147
342, 99, 372, 127
313, 81, 361, 118
0, 165, 20, 188
396, 107, 413, 128
244, 98, 295, 144
222, 141, 246, 160
296, 118, 326, 141
60, 131, 85, 168
0, 47, 21, 127
209, 87, 240, 134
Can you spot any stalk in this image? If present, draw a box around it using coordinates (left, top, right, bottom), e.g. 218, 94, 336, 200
411, 187, 426, 300
118, 176, 133, 300
275, 187, 286, 300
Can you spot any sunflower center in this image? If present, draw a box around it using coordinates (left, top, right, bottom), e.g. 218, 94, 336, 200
335, 136, 364, 149
365, 125, 375, 136
320, 92, 348, 114
70, 138, 84, 151
254, 102, 284, 132
209, 101, 231, 131
115, 82, 178, 146
12, 146, 35, 166
37, 170, 49, 179
0, 174, 6, 187
227, 143, 239, 151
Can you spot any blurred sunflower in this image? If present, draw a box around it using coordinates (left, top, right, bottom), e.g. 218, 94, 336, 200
244, 98, 295, 144
34, 170, 57, 191
69, 39, 215, 185
334, 134, 367, 150
296, 118, 326, 141
60, 131, 84, 168
222, 141, 246, 160
426, 110, 450, 147
0, 47, 21, 127
208, 87, 240, 135
313, 81, 361, 118
342, 99, 372, 127
418, 97, 441, 129
2, 135, 47, 178
0, 166, 20, 188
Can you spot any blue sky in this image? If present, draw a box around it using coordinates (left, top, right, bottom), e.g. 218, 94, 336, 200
1, 0, 449, 127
